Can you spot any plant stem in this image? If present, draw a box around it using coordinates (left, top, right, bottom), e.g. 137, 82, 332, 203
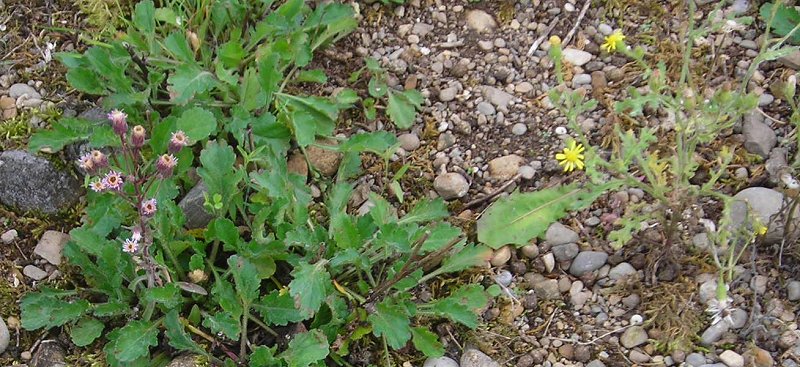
247, 313, 279, 337
240, 307, 249, 359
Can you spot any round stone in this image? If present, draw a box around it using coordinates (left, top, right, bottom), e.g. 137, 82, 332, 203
512, 123, 527, 135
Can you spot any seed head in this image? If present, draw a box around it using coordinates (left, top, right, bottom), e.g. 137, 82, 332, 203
90, 150, 108, 169
141, 198, 157, 217
78, 153, 95, 173
156, 154, 178, 177
103, 171, 124, 191
108, 109, 128, 136
131, 125, 146, 148
168, 130, 189, 154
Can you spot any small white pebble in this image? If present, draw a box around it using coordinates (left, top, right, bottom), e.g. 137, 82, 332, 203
630, 314, 643, 325
555, 126, 568, 135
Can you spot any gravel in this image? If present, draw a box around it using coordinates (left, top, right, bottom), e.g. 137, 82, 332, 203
788, 280, 800, 301
423, 356, 459, 367
398, 133, 421, 151
569, 251, 608, 276
719, 350, 744, 367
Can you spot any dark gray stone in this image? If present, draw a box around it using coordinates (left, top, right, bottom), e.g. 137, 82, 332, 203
178, 181, 213, 229
552, 243, 579, 262
569, 251, 608, 276
31, 341, 67, 367
0, 151, 82, 214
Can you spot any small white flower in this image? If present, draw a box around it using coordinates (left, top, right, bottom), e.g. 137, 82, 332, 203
706, 297, 734, 326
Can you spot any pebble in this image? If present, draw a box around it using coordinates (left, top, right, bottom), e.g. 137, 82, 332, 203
687, 353, 707, 366
569, 251, 608, 276
730, 187, 791, 245
439, 87, 458, 102
1, 229, 17, 244
552, 243, 579, 262
787, 280, 800, 301
584, 216, 601, 227
465, 10, 497, 33
719, 350, 744, 367
488, 154, 524, 181
423, 356, 459, 367
491, 246, 512, 266
9, 83, 41, 100
515, 82, 534, 94
545, 222, 579, 246
482, 86, 514, 108
701, 320, 729, 345
587, 360, 606, 367
478, 40, 494, 51
23, 264, 48, 280
598, 24, 613, 36
609, 262, 637, 280
620, 325, 648, 348
730, 308, 748, 329
398, 133, 420, 151
518, 165, 536, 180
758, 93, 774, 107
179, 182, 214, 229
511, 123, 527, 136
740, 39, 758, 50
306, 138, 343, 176
533, 278, 561, 300
477, 101, 496, 115
434, 172, 469, 200
495, 270, 513, 286
542, 253, 555, 273
750, 275, 768, 294
0, 317, 8, 355
461, 348, 501, 367
562, 48, 593, 66
742, 115, 776, 158
34, 230, 70, 266
572, 73, 592, 86
629, 350, 650, 363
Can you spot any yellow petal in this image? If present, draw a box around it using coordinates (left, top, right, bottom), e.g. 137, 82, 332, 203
558, 159, 567, 166
556, 153, 567, 160
576, 154, 585, 160
575, 144, 585, 153
576, 160, 585, 170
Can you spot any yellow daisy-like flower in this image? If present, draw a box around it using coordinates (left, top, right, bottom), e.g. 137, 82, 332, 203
555, 140, 585, 172
601, 30, 625, 53
549, 35, 562, 47
753, 219, 768, 236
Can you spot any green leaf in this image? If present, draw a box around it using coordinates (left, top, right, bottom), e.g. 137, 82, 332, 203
228, 255, 261, 306
761, 2, 800, 43
28, 117, 115, 153
218, 40, 246, 68
254, 291, 305, 326
202, 311, 241, 340
367, 300, 412, 349
250, 346, 281, 367
66, 67, 105, 95
143, 283, 182, 309
107, 320, 159, 362
258, 53, 282, 105
411, 327, 444, 357
424, 285, 487, 328
168, 65, 217, 104
176, 107, 217, 142
164, 310, 205, 354
429, 243, 492, 277
421, 222, 462, 252
296, 69, 328, 84
397, 198, 448, 225
281, 330, 330, 367
386, 90, 423, 129
21, 292, 90, 330
70, 317, 104, 347
206, 218, 240, 250
339, 131, 397, 154
165, 32, 196, 63
93, 301, 129, 317
133, 0, 156, 34
197, 140, 244, 208
289, 261, 331, 317
477, 185, 588, 248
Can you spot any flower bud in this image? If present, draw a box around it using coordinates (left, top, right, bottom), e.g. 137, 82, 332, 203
187, 31, 201, 52
131, 125, 146, 148
168, 130, 189, 154
90, 150, 108, 169
78, 153, 95, 174
156, 154, 178, 177
108, 109, 128, 136
549, 35, 562, 47
140, 198, 157, 217
188, 269, 208, 283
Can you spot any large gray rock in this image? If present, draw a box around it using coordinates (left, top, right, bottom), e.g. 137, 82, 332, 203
434, 172, 469, 200
34, 230, 70, 265
569, 251, 608, 276
461, 348, 500, 367
31, 340, 67, 367
545, 222, 579, 246
465, 10, 496, 33
0, 317, 9, 355
178, 181, 214, 229
0, 151, 82, 214
9, 83, 41, 100
730, 187, 799, 245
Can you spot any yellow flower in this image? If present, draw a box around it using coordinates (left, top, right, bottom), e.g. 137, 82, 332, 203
753, 219, 768, 236
601, 30, 625, 53
556, 140, 586, 172
549, 35, 562, 47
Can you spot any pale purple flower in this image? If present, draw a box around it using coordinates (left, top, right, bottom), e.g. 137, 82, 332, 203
108, 109, 128, 136
89, 179, 106, 192
140, 198, 157, 216
78, 153, 95, 173
131, 228, 142, 243
103, 171, 124, 191
156, 154, 177, 177
122, 238, 139, 253
168, 130, 189, 154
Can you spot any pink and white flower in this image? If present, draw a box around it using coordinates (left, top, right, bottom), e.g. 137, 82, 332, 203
156, 154, 177, 177
168, 130, 189, 154
90, 150, 108, 169
140, 198, 157, 216
78, 153, 94, 173
131, 228, 142, 243
103, 171, 124, 191
122, 238, 139, 253
108, 109, 128, 136
89, 179, 106, 192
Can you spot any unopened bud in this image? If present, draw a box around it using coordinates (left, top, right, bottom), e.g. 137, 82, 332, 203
156, 154, 178, 177
90, 150, 108, 169
108, 109, 128, 136
189, 269, 208, 283
168, 130, 189, 154
131, 125, 146, 148
187, 31, 200, 52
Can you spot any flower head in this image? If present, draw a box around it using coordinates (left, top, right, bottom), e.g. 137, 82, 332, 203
78, 153, 95, 173
108, 109, 128, 136
156, 154, 178, 177
131, 125, 146, 148
122, 237, 140, 253
89, 179, 106, 192
131, 228, 142, 243
141, 198, 157, 217
753, 218, 768, 236
168, 130, 189, 154
103, 171, 124, 191
706, 296, 734, 326
601, 30, 626, 53
549, 35, 562, 47
90, 150, 108, 169
555, 140, 586, 172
